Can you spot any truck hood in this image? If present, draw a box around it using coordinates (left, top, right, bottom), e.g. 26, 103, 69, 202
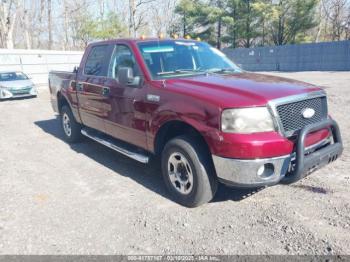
165, 72, 322, 108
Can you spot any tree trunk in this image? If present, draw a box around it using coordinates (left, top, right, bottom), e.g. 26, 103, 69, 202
262, 18, 265, 46
63, 0, 69, 50
48, 0, 52, 49
245, 0, 251, 48
0, 0, 17, 49
98, 0, 105, 19
6, 10, 16, 49
315, 2, 323, 42
129, 0, 135, 37
24, 10, 32, 49
36, 0, 45, 48
278, 16, 284, 45
217, 17, 222, 49
276, 0, 284, 45
6, 32, 14, 49
232, 5, 236, 48
183, 12, 186, 37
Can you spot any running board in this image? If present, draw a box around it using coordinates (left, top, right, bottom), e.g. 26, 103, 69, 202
81, 128, 149, 163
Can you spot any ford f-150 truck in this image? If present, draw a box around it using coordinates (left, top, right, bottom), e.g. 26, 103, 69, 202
49, 38, 343, 207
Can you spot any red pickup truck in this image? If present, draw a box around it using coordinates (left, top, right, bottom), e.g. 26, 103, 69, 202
49, 38, 343, 207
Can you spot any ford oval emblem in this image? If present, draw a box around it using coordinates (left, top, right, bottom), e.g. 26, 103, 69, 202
302, 108, 315, 119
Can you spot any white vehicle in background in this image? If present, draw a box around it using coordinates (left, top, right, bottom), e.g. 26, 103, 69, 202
0, 71, 37, 100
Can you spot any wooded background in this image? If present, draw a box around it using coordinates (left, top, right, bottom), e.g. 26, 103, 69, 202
0, 0, 350, 50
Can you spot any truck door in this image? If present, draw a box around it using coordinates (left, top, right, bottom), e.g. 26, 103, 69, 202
102, 44, 148, 150
76, 44, 114, 132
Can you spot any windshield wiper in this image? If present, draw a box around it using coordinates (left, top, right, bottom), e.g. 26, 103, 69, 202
157, 69, 206, 76
156, 68, 239, 76
207, 68, 239, 74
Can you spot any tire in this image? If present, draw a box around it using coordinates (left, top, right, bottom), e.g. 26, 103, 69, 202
161, 135, 218, 207
60, 105, 82, 143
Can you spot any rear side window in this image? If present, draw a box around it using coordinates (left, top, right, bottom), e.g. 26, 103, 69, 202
84, 45, 110, 76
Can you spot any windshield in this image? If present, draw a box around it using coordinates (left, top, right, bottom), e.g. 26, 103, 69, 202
137, 40, 242, 79
0, 72, 29, 81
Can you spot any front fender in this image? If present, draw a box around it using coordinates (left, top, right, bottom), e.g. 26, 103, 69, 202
148, 100, 221, 153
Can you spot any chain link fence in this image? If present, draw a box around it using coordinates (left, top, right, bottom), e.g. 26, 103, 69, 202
224, 41, 350, 71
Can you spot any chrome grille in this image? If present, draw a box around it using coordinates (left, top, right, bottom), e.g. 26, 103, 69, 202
275, 96, 328, 137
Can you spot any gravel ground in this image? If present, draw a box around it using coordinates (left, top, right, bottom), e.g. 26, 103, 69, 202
0, 72, 349, 255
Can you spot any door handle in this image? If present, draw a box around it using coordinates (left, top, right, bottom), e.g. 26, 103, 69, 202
102, 86, 110, 97
76, 82, 83, 91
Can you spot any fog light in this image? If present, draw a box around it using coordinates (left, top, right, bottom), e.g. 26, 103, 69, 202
0, 89, 13, 99
257, 163, 275, 178
30, 88, 37, 95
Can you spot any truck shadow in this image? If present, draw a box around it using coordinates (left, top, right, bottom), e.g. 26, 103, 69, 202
34, 118, 262, 205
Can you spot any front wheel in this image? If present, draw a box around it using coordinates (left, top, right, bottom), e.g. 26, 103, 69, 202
60, 105, 82, 143
161, 136, 218, 207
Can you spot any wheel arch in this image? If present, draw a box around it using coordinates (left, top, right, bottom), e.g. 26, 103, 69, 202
154, 120, 212, 157
56, 91, 82, 124
57, 91, 70, 114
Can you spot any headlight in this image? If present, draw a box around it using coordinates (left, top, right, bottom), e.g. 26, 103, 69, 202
221, 107, 275, 133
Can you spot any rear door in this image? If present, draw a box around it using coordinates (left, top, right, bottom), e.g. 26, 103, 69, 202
76, 44, 113, 131
102, 44, 148, 149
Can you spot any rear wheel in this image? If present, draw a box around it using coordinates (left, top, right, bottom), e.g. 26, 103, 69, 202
61, 105, 82, 143
161, 136, 218, 207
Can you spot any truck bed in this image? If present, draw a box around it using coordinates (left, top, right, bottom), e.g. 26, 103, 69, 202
49, 70, 76, 114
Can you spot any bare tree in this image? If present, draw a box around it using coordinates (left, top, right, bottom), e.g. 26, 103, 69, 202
346, 6, 350, 40
0, 0, 19, 48
68, 0, 93, 49
150, 0, 178, 36
128, 0, 156, 37
315, 1, 324, 42
322, 0, 348, 41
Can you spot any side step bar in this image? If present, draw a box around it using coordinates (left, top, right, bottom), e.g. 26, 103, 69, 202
81, 128, 149, 164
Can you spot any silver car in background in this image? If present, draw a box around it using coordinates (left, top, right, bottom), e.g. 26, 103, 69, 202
0, 71, 37, 100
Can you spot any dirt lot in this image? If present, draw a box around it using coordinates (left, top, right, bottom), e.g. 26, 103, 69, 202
0, 72, 349, 255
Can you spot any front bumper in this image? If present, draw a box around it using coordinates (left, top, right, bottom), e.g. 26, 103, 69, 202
0, 87, 37, 99
213, 119, 343, 187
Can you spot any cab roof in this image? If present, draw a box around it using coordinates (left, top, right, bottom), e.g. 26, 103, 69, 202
88, 38, 200, 46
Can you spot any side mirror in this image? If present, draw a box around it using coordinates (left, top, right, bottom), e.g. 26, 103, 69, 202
117, 67, 141, 87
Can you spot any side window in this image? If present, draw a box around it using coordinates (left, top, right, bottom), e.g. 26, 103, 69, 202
108, 45, 140, 79
84, 45, 109, 76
